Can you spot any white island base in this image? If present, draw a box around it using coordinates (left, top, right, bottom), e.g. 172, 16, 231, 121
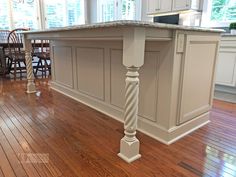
22, 21, 222, 163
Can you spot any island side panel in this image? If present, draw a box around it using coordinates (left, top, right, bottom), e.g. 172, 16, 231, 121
167, 31, 220, 142
170, 32, 220, 124
178, 35, 219, 124
49, 31, 221, 145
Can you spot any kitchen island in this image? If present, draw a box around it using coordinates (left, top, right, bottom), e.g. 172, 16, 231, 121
22, 21, 222, 163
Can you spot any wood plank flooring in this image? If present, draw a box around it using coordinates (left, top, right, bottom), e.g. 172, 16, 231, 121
0, 78, 236, 177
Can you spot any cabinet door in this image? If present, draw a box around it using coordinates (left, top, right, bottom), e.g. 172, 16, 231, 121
160, 0, 172, 12
172, 0, 190, 11
177, 35, 218, 124
147, 0, 160, 14
147, 0, 171, 14
215, 52, 236, 86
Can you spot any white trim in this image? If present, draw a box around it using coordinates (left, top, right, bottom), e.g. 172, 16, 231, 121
117, 153, 141, 163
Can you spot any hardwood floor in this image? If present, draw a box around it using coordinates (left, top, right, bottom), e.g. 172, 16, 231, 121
0, 78, 236, 177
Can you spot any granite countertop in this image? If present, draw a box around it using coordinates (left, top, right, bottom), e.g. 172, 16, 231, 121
22, 20, 224, 34
221, 33, 236, 36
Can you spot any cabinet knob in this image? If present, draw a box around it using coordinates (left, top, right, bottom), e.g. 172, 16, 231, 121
155, 8, 160, 11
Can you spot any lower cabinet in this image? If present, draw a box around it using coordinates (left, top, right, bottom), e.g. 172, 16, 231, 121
215, 36, 236, 87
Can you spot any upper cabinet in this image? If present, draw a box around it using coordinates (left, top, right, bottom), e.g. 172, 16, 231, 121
172, 0, 200, 11
147, 0, 201, 15
147, 0, 172, 14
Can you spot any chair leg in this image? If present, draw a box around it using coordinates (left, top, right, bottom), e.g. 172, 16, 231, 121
35, 58, 40, 77
14, 61, 16, 80
44, 59, 47, 77
7, 57, 12, 74
39, 58, 43, 78
46, 59, 51, 76
40, 59, 43, 78
18, 61, 22, 79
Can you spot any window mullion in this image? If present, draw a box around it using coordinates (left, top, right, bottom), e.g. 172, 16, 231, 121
8, 0, 14, 30
36, 0, 43, 30
116, 0, 121, 20
64, 0, 68, 26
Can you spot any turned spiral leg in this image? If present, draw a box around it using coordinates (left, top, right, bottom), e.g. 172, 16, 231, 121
118, 66, 141, 163
24, 38, 36, 93
124, 67, 139, 142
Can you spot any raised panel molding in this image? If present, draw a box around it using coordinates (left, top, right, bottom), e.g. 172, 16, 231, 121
76, 47, 105, 101
110, 49, 160, 122
110, 49, 126, 109
177, 36, 219, 124
53, 46, 74, 89
139, 51, 159, 122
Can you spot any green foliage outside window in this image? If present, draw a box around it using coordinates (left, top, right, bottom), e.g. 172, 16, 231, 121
230, 22, 236, 29
211, 0, 236, 21
122, 0, 135, 20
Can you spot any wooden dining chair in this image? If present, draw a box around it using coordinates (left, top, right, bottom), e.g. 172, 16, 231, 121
33, 40, 51, 78
0, 30, 10, 75
7, 28, 29, 79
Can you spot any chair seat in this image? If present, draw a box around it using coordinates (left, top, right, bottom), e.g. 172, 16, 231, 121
11, 52, 26, 61
34, 52, 50, 59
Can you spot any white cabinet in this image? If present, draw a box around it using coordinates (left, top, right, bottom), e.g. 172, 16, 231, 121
172, 0, 190, 11
147, 0, 172, 14
147, 0, 201, 15
172, 0, 200, 11
215, 36, 236, 87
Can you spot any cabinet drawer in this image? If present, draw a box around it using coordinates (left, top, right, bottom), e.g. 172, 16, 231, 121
220, 36, 236, 48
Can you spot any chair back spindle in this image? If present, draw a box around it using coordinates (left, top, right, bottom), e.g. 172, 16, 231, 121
7, 28, 29, 79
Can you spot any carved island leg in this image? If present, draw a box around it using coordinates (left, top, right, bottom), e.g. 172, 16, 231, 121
118, 28, 145, 163
24, 36, 36, 93
118, 67, 141, 162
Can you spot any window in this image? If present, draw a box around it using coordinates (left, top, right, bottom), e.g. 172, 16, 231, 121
0, 0, 10, 29
67, 0, 84, 26
211, 0, 236, 22
0, 0, 85, 30
98, 0, 115, 22
201, 0, 236, 27
121, 0, 136, 20
97, 0, 140, 22
44, 0, 85, 28
44, 0, 66, 28
12, 0, 39, 29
